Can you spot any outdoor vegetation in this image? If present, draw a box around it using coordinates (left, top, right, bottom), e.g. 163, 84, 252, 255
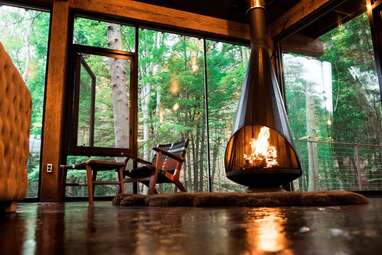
0, 6, 50, 197
67, 18, 250, 196
283, 12, 382, 191
1, 5, 381, 197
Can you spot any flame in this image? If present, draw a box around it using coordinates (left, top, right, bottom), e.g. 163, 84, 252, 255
243, 127, 278, 168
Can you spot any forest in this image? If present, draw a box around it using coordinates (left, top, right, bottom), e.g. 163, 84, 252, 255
0, 5, 381, 197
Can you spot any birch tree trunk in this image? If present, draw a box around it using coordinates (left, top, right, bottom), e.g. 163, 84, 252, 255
107, 24, 129, 148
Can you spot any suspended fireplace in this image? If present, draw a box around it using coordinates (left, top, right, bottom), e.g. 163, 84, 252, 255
225, 0, 302, 190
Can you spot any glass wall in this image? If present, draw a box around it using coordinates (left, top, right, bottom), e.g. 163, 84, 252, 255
0, 6, 50, 198
137, 29, 207, 192
66, 16, 251, 195
206, 41, 250, 191
281, 0, 382, 191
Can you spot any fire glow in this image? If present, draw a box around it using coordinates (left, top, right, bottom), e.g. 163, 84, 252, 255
244, 127, 278, 168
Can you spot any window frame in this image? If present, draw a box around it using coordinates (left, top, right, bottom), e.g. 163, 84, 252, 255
66, 16, 139, 157
367, 0, 382, 102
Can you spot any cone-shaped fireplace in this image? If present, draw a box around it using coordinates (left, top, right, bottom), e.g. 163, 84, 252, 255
225, 0, 302, 190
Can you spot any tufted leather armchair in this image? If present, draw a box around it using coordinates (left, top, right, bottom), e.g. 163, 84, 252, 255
0, 42, 32, 213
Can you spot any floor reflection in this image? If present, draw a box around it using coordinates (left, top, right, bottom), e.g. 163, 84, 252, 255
245, 208, 291, 254
0, 200, 382, 255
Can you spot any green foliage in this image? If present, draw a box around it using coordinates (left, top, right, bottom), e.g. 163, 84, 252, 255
284, 13, 382, 191
0, 6, 50, 197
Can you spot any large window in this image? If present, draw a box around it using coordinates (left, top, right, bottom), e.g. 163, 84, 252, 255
206, 41, 250, 191
137, 29, 208, 192
281, 0, 382, 191
65, 15, 251, 196
0, 6, 50, 198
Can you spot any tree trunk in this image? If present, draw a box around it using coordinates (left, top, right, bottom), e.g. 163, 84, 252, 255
199, 119, 205, 191
107, 24, 129, 148
211, 137, 222, 182
191, 133, 198, 192
142, 82, 152, 159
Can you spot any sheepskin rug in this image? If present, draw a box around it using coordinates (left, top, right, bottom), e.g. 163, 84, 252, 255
113, 191, 368, 207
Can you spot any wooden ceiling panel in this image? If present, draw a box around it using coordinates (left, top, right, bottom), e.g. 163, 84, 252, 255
136, 0, 300, 24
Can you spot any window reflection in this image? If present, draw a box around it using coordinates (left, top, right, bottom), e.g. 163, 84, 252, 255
282, 0, 382, 191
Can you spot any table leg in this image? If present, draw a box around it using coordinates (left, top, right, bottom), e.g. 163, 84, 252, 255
86, 165, 94, 205
92, 170, 97, 198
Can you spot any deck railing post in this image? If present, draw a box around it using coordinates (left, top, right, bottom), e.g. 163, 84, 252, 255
354, 144, 362, 190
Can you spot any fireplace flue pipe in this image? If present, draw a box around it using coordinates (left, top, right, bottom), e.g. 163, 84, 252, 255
224, 0, 302, 190
247, 0, 267, 48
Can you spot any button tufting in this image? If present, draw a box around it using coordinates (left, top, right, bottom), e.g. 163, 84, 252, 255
0, 42, 31, 201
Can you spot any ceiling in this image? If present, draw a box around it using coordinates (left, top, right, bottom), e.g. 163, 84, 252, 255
136, 0, 367, 39
297, 0, 366, 38
137, 0, 300, 24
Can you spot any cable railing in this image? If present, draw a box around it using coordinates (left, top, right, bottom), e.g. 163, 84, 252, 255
293, 139, 382, 192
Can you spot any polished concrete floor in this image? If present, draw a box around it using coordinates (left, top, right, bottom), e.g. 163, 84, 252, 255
0, 199, 382, 255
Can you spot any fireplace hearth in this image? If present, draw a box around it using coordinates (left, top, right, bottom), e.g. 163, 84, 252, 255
225, 0, 302, 190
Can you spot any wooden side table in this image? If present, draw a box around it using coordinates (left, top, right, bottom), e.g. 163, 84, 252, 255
61, 160, 126, 205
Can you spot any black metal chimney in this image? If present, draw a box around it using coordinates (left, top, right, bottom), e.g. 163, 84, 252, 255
225, 0, 302, 190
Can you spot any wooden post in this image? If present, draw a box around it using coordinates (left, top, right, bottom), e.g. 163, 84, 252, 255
40, 0, 70, 201
307, 141, 319, 192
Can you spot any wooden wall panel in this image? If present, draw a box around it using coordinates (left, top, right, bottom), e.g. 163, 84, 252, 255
40, 0, 70, 201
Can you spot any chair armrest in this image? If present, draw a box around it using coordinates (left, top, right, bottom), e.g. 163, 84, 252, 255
153, 147, 184, 162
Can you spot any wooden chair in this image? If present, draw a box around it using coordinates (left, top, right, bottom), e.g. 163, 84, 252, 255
125, 139, 189, 194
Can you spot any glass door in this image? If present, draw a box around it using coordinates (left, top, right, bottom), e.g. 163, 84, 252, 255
0, 5, 51, 198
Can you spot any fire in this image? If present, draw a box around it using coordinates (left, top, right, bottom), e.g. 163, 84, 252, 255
244, 127, 278, 168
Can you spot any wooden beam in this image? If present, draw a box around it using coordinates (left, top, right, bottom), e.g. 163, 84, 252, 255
282, 34, 324, 57
69, 0, 250, 41
40, 0, 70, 201
269, 0, 332, 39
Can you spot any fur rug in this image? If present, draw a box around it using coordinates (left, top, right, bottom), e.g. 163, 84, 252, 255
113, 191, 368, 207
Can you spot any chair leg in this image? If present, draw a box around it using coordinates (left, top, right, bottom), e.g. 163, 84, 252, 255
117, 167, 125, 195
141, 181, 158, 194
133, 181, 138, 194
174, 180, 187, 192
148, 173, 159, 195
0, 201, 17, 213
86, 166, 94, 205
148, 177, 157, 195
